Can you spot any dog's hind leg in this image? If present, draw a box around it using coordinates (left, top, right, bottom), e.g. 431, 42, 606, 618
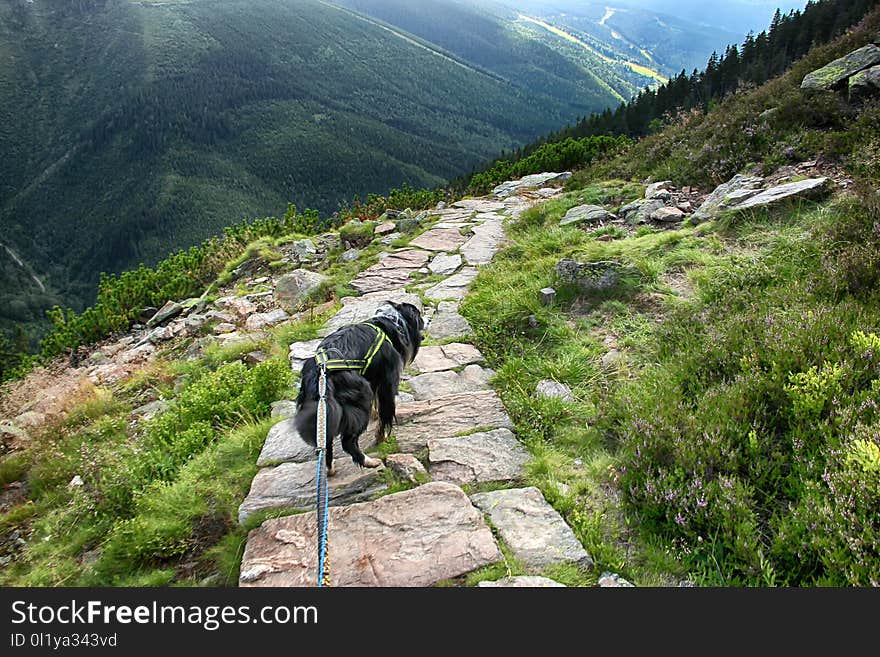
341, 432, 381, 469
374, 378, 398, 445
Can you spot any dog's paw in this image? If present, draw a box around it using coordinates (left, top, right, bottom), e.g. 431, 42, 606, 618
362, 456, 382, 469
327, 464, 336, 477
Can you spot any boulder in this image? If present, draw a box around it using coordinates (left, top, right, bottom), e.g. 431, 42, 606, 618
492, 172, 572, 199
849, 64, 880, 100
245, 309, 289, 331
274, 270, 327, 312
651, 206, 685, 222
288, 338, 322, 372
801, 44, 880, 91
559, 204, 616, 227
291, 239, 317, 262
536, 380, 575, 402
691, 174, 764, 223
555, 258, 622, 293
645, 180, 673, 199
146, 301, 183, 328
374, 221, 397, 235
618, 198, 664, 225
730, 177, 832, 213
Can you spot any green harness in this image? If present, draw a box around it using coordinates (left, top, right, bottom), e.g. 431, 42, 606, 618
314, 323, 388, 375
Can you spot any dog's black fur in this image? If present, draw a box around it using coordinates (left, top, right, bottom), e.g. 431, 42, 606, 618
295, 301, 424, 473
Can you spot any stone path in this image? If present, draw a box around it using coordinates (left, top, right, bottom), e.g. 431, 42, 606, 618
239, 179, 594, 587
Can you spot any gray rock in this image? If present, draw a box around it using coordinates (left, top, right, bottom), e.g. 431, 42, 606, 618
426, 301, 473, 340
213, 323, 236, 335
461, 218, 506, 265
67, 475, 84, 490
291, 239, 318, 262
849, 64, 880, 100
245, 309, 290, 331
599, 572, 635, 587
691, 174, 765, 222
645, 181, 673, 199
536, 380, 575, 402
429, 253, 463, 276
350, 250, 430, 294
451, 199, 507, 213
424, 267, 479, 301
339, 248, 362, 263
385, 453, 428, 484
146, 301, 183, 328
256, 417, 380, 467
560, 204, 616, 226
239, 482, 501, 587
238, 458, 387, 523
555, 258, 621, 292
428, 428, 529, 485
320, 289, 423, 337
478, 576, 566, 587
131, 399, 170, 420
274, 270, 328, 312
270, 400, 298, 419
289, 338, 322, 372
244, 350, 268, 365
408, 365, 494, 401
801, 44, 880, 90
539, 287, 556, 305
410, 343, 485, 373
730, 177, 832, 213
393, 390, 514, 453
651, 206, 685, 222
618, 198, 664, 224
492, 172, 572, 199
471, 487, 593, 569
396, 391, 415, 403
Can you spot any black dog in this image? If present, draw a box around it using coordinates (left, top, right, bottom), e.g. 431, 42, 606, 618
295, 301, 424, 475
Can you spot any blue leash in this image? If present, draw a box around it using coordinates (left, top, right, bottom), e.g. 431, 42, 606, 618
315, 364, 331, 587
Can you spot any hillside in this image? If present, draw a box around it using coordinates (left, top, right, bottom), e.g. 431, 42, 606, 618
1, 0, 656, 348
2, 0, 880, 587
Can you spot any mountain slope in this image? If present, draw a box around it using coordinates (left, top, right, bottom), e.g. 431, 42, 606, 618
0, 0, 627, 346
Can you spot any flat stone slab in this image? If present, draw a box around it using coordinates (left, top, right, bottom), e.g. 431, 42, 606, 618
429, 253, 463, 276
730, 177, 832, 212
238, 458, 386, 524
239, 482, 502, 587
461, 219, 506, 265
320, 289, 422, 336
408, 364, 493, 401
385, 453, 428, 483
559, 204, 615, 226
424, 267, 478, 301
470, 487, 593, 570
426, 301, 473, 340
350, 250, 430, 294
393, 390, 514, 453
410, 343, 485, 373
409, 227, 469, 252
478, 576, 565, 587
451, 199, 507, 213
428, 428, 530, 485
493, 172, 572, 199
256, 418, 380, 467
289, 339, 322, 372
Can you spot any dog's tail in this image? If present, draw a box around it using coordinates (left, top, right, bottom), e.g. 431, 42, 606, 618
295, 362, 371, 446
